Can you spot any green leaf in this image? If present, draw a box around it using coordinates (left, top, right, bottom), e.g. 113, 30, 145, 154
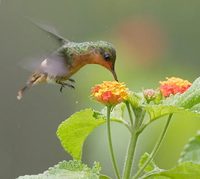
99, 175, 112, 179
17, 160, 104, 179
146, 162, 200, 179
145, 104, 182, 121
101, 103, 126, 120
190, 103, 200, 114
179, 131, 200, 164
139, 153, 160, 173
57, 109, 105, 160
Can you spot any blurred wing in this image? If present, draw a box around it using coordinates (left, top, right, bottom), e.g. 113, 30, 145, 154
28, 18, 70, 45
38, 54, 69, 77
19, 55, 47, 72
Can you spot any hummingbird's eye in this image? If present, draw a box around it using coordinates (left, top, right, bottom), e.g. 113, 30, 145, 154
104, 53, 111, 61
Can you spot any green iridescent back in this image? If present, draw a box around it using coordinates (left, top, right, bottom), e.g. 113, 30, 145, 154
58, 41, 116, 63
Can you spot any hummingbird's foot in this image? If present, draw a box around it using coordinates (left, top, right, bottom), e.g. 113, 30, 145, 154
59, 82, 75, 93
68, 78, 75, 83
60, 85, 64, 93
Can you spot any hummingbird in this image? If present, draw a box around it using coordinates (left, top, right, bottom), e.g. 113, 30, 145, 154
17, 22, 118, 100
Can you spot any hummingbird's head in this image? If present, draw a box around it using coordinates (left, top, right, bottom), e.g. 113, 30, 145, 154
91, 41, 118, 81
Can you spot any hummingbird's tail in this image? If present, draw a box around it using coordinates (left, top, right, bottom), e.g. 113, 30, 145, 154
17, 73, 47, 100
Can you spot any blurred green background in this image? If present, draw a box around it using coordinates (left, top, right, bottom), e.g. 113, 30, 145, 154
0, 0, 200, 178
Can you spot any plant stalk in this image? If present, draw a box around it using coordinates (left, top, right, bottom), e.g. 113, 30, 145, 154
136, 109, 146, 129
133, 113, 173, 179
122, 131, 139, 179
106, 106, 121, 179
126, 102, 134, 127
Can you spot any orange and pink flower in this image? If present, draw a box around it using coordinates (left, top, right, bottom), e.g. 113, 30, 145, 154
159, 77, 191, 97
91, 81, 129, 106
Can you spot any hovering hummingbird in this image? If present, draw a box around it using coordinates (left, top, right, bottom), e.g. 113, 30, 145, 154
17, 22, 118, 100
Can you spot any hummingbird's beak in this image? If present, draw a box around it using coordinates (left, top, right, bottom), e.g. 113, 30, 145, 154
111, 68, 118, 81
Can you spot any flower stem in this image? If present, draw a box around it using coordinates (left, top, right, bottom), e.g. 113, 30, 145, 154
114, 119, 132, 133
133, 114, 173, 179
122, 131, 139, 179
126, 102, 134, 127
106, 106, 121, 179
136, 109, 146, 129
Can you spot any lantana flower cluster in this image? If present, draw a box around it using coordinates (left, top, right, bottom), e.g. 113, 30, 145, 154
91, 81, 129, 106
159, 77, 191, 97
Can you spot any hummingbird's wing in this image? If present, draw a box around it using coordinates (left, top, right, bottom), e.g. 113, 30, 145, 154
38, 54, 69, 77
29, 19, 70, 45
